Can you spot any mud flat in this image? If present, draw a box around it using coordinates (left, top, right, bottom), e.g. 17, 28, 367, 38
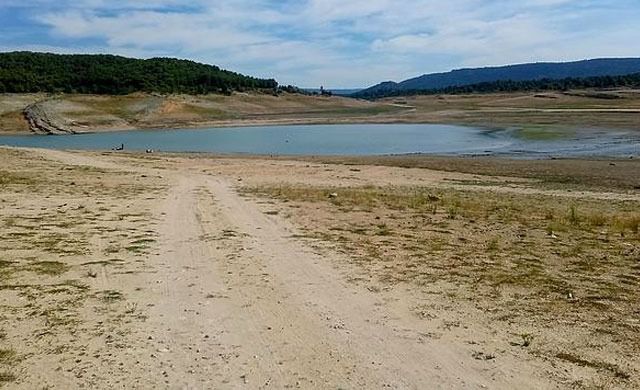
0, 147, 638, 388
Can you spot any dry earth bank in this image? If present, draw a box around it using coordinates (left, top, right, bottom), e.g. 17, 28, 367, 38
2, 89, 640, 134
0, 93, 408, 134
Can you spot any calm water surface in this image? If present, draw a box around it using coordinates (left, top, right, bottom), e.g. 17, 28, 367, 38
0, 124, 638, 157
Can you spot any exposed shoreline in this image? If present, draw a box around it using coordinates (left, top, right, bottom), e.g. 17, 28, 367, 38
0, 115, 449, 136
2, 90, 640, 136
4, 145, 639, 192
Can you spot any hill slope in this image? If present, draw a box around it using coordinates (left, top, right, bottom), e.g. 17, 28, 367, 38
0, 51, 278, 95
0, 92, 409, 134
362, 73, 640, 98
355, 58, 640, 98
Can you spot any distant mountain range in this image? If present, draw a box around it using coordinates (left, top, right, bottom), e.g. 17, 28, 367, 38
354, 58, 640, 99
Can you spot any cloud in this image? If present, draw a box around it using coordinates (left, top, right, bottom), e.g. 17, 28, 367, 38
2, 0, 640, 87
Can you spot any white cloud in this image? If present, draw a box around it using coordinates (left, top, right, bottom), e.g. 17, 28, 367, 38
3, 0, 639, 87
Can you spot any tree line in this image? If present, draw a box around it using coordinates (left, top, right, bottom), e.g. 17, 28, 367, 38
355, 73, 640, 99
0, 51, 278, 95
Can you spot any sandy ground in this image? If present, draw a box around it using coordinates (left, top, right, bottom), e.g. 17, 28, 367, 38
0, 148, 638, 389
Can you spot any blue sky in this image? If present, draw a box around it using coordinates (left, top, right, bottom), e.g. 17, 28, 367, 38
1, 0, 639, 88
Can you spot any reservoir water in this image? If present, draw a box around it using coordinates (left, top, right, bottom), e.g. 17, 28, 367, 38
0, 124, 638, 157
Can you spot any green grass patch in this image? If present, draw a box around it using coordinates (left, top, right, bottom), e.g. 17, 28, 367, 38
514, 125, 574, 141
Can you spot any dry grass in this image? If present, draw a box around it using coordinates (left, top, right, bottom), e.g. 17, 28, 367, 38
0, 349, 16, 365
0, 371, 16, 383
555, 352, 631, 380
249, 184, 640, 232
23, 261, 70, 276
296, 155, 640, 192
0, 170, 36, 186
0, 348, 18, 385
381, 90, 640, 130
245, 183, 640, 385
0, 147, 167, 385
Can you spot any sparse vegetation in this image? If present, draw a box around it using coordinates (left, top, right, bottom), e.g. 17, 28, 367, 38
0, 349, 16, 365
567, 204, 580, 226
555, 352, 630, 379
301, 154, 640, 192
98, 290, 124, 303
1, 145, 638, 388
24, 261, 69, 276
0, 171, 36, 186
247, 185, 640, 234
0, 371, 16, 383
245, 182, 640, 385
0, 148, 163, 387
520, 333, 534, 347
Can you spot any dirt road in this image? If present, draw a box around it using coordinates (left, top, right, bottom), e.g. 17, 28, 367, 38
27, 149, 555, 388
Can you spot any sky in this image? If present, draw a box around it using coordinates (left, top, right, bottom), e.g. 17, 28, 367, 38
1, 0, 639, 88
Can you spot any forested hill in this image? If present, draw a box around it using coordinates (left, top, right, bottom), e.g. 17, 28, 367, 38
359, 73, 640, 98
355, 58, 640, 99
0, 51, 278, 94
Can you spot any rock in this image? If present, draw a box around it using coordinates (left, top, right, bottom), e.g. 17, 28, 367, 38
24, 102, 75, 134
328, 193, 338, 199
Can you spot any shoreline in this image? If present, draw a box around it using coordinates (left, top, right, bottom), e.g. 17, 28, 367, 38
2, 91, 640, 136
1, 124, 637, 162
4, 114, 640, 136
0, 117, 473, 136
3, 145, 639, 192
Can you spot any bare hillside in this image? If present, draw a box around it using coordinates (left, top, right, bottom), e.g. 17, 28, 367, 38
0, 93, 406, 134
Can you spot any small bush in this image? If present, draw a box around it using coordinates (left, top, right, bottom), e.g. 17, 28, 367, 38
0, 371, 16, 383
486, 237, 500, 251
447, 206, 458, 219
586, 212, 607, 227
567, 205, 580, 226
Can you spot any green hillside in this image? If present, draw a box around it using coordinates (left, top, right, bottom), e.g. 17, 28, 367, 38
355, 58, 640, 99
0, 51, 278, 95
356, 73, 640, 99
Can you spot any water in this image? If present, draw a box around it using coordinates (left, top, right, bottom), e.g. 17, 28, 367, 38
0, 124, 638, 157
